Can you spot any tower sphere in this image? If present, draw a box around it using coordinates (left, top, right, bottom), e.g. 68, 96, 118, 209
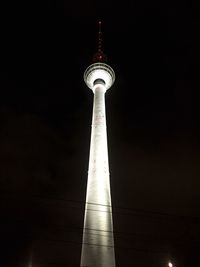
84, 62, 115, 91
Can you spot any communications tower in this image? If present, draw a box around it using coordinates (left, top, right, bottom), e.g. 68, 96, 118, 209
80, 22, 116, 267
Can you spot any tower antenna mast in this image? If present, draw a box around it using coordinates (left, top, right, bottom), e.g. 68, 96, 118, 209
98, 21, 102, 52
93, 21, 107, 62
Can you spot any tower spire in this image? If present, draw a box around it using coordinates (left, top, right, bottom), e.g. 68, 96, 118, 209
93, 21, 107, 62
98, 21, 102, 52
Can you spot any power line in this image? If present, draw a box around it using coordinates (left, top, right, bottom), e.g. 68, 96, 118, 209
1, 191, 199, 223
28, 236, 170, 255
37, 227, 199, 247
3, 218, 198, 249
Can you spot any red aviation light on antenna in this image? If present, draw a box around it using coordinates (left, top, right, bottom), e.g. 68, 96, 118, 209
93, 50, 107, 62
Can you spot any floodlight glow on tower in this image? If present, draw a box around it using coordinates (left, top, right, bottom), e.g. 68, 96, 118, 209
80, 21, 116, 267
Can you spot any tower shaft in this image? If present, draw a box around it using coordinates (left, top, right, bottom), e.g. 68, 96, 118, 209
81, 84, 115, 267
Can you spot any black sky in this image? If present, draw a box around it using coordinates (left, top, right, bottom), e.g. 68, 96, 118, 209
1, 1, 200, 266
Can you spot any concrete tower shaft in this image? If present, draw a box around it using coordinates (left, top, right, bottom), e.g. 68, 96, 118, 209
80, 66, 115, 266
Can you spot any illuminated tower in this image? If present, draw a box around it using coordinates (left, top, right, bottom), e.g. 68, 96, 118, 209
80, 22, 116, 267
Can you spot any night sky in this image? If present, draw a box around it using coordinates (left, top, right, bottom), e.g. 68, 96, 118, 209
1, 1, 200, 266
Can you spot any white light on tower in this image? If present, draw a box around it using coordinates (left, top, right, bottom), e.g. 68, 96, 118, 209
80, 21, 116, 267
168, 261, 173, 267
